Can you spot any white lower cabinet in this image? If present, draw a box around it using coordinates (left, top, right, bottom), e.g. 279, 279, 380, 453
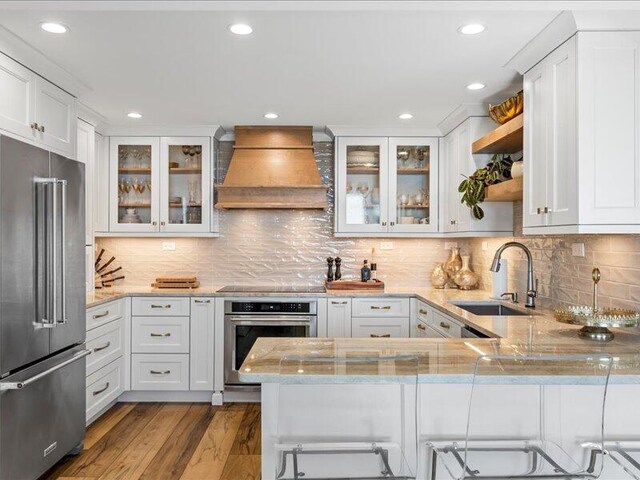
85, 298, 126, 424
131, 354, 190, 391
352, 297, 410, 318
428, 309, 463, 338
327, 298, 352, 337
86, 358, 125, 422
351, 317, 409, 338
190, 298, 215, 391
132, 316, 190, 354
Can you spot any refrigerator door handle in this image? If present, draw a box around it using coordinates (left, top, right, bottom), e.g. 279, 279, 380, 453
0, 349, 91, 391
57, 179, 67, 324
34, 177, 58, 328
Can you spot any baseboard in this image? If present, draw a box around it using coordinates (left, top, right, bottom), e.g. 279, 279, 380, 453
223, 389, 261, 403
118, 390, 215, 402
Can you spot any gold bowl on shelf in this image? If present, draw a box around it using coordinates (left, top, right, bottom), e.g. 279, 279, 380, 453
488, 90, 523, 124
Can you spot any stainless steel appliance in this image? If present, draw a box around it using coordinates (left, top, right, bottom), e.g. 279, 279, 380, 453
461, 325, 491, 339
0, 136, 87, 479
224, 299, 317, 388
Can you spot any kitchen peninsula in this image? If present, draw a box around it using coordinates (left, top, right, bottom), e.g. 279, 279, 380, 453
240, 288, 640, 480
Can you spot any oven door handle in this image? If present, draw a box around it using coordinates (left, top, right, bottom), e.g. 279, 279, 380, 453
229, 319, 312, 327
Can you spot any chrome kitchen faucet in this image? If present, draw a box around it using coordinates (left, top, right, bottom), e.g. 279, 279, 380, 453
490, 242, 538, 308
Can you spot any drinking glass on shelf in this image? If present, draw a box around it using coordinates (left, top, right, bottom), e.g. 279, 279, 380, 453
194, 145, 202, 168
123, 179, 132, 204
188, 180, 199, 205
357, 183, 371, 206
182, 145, 190, 167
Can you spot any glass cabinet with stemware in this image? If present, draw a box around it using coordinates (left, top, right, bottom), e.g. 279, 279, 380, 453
335, 136, 439, 235
109, 136, 213, 234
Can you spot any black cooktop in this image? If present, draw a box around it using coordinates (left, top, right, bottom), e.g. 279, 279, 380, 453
217, 285, 326, 294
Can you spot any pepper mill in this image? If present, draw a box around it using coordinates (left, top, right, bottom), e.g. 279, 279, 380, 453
335, 257, 342, 280
326, 257, 335, 282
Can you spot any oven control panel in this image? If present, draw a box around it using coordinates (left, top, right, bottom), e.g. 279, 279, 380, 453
228, 302, 313, 314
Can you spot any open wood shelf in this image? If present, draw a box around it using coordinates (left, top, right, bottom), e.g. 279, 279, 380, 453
472, 114, 523, 154
347, 167, 380, 174
119, 167, 151, 174
483, 177, 523, 202
397, 168, 430, 174
169, 167, 202, 174
397, 205, 430, 209
118, 203, 151, 208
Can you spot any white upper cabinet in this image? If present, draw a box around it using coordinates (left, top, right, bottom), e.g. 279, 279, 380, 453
0, 52, 76, 158
524, 32, 640, 234
0, 53, 35, 140
335, 136, 439, 236
77, 119, 95, 245
34, 77, 76, 158
440, 117, 513, 236
109, 136, 215, 235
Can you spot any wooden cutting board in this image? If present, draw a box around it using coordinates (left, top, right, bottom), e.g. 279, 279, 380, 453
324, 279, 384, 291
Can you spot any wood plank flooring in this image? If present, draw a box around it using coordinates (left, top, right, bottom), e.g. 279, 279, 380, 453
41, 403, 261, 480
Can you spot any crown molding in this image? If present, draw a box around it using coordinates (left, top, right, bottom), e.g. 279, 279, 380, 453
0, 25, 90, 97
436, 103, 487, 136
103, 125, 224, 138
326, 125, 441, 138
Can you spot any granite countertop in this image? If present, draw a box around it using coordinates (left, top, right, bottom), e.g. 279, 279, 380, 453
236, 289, 640, 384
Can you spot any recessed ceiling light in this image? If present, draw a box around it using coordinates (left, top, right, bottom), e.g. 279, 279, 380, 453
127, 112, 142, 119
458, 24, 485, 35
466, 83, 486, 91
229, 24, 253, 35
264, 112, 279, 119
398, 113, 413, 120
40, 22, 68, 34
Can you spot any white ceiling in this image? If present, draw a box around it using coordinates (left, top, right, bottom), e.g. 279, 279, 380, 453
0, 2, 563, 131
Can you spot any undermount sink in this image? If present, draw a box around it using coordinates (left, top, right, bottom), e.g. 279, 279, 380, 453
450, 302, 532, 316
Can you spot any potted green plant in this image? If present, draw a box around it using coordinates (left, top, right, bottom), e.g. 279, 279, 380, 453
458, 154, 513, 220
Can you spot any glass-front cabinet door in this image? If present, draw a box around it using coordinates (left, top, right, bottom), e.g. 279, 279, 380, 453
159, 137, 211, 233
336, 137, 389, 233
388, 137, 439, 233
109, 137, 160, 233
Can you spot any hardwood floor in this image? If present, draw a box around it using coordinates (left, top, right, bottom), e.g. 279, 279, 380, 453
41, 403, 261, 480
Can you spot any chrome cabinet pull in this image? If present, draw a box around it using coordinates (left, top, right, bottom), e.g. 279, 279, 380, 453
417, 324, 426, 331
150, 370, 171, 375
39, 125, 45, 133
152, 221, 157, 226
150, 304, 171, 309
150, 332, 171, 337
419, 309, 428, 315
30, 122, 38, 130
93, 341, 111, 352
370, 334, 391, 338
371, 305, 391, 310
331, 301, 348, 305
92, 382, 110, 396
0, 350, 91, 391
194, 299, 210, 304
439, 321, 451, 330
536, 207, 542, 214
544, 206, 551, 213
92, 310, 110, 319
390, 221, 395, 226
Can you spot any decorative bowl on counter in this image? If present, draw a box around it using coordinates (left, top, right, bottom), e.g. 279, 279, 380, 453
554, 305, 640, 342
488, 90, 523, 124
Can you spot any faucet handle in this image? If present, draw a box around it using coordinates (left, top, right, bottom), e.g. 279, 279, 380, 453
500, 292, 518, 304
528, 279, 539, 298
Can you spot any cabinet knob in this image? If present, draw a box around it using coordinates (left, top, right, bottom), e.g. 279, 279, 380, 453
152, 221, 157, 226
536, 207, 542, 214
544, 207, 550, 214
419, 309, 428, 315
160, 221, 166, 226
30, 122, 38, 130
382, 221, 387, 226
417, 323, 426, 331
390, 221, 395, 226
39, 125, 45, 133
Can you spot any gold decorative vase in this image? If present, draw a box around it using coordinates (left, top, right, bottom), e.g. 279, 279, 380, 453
430, 263, 448, 289
454, 255, 479, 290
443, 247, 463, 289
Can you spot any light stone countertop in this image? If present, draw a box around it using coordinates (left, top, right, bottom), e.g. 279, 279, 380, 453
86, 285, 640, 384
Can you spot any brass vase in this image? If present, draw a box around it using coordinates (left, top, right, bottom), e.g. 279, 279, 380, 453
454, 255, 479, 290
430, 263, 448, 289
443, 247, 463, 289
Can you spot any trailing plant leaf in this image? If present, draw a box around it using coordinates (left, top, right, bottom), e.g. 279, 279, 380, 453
457, 154, 512, 220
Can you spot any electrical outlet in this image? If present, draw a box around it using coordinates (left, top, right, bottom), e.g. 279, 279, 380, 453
571, 242, 585, 257
444, 242, 458, 250
379, 241, 393, 250
482, 241, 489, 251
162, 242, 176, 251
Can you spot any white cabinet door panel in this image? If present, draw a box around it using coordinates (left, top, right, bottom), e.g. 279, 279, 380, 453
190, 298, 215, 390
351, 317, 409, 338
34, 78, 76, 157
327, 298, 352, 337
131, 316, 190, 354
0, 53, 35, 140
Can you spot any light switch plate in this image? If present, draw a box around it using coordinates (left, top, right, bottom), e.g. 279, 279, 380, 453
379, 241, 393, 250
162, 242, 176, 251
444, 242, 458, 250
571, 243, 585, 257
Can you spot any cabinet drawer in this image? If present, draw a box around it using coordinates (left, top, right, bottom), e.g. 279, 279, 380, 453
86, 358, 124, 421
416, 300, 431, 323
132, 297, 190, 316
351, 317, 409, 338
86, 299, 124, 331
86, 318, 124, 376
132, 317, 190, 354
429, 310, 462, 338
131, 354, 189, 391
352, 298, 410, 318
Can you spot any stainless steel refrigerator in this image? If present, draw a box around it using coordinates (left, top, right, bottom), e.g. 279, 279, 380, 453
0, 135, 88, 480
